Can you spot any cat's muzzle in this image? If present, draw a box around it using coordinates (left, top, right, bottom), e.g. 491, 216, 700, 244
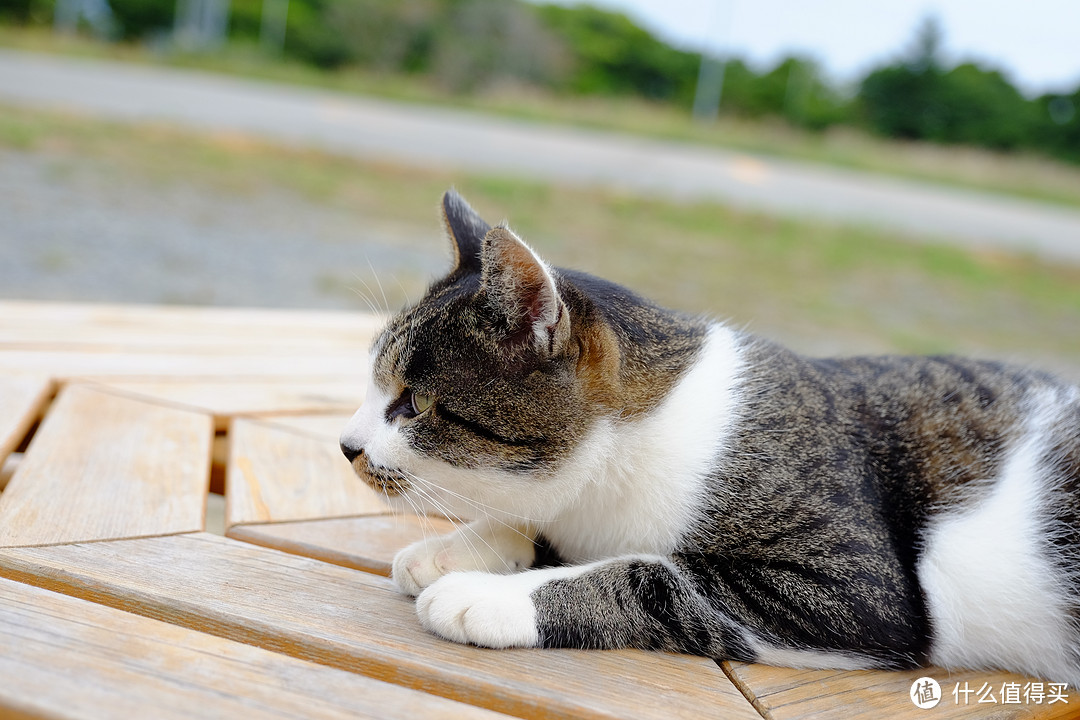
347, 450, 410, 498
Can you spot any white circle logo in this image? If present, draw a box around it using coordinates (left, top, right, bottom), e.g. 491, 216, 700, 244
910, 677, 942, 709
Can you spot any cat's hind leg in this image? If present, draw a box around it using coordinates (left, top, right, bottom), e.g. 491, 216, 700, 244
415, 554, 755, 657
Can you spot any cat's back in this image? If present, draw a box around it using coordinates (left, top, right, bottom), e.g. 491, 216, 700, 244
736, 342, 1075, 500
723, 338, 1080, 682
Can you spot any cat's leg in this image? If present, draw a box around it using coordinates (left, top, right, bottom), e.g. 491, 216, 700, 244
392, 517, 537, 596
415, 554, 754, 658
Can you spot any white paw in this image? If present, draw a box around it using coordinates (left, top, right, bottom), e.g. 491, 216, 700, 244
391, 522, 536, 597
392, 535, 454, 597
416, 571, 541, 648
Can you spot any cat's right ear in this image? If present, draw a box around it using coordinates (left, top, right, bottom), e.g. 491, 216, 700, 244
441, 190, 490, 274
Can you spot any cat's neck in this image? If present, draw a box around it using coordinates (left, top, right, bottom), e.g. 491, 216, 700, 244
542, 322, 746, 562
559, 268, 710, 418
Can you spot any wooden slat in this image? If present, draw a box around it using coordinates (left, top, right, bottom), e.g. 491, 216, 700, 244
228, 514, 455, 574
0, 350, 364, 381
82, 380, 363, 423
0, 300, 384, 346
0, 533, 760, 720
0, 453, 20, 491
0, 301, 380, 381
0, 375, 51, 465
256, 413, 357, 442
0, 576, 504, 720
723, 660, 1076, 719
0, 385, 212, 547
226, 418, 388, 527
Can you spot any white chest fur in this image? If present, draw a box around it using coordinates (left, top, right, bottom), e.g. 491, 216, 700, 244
543, 324, 745, 563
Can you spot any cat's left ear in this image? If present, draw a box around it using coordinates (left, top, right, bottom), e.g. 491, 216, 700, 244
481, 226, 570, 356
441, 189, 490, 274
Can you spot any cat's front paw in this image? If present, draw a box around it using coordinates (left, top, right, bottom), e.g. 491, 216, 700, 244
391, 522, 536, 597
393, 535, 454, 597
415, 571, 540, 648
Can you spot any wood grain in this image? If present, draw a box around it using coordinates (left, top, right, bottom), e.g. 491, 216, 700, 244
0, 385, 213, 547
0, 375, 51, 465
255, 413, 357, 443
226, 418, 388, 526
227, 514, 455, 575
0, 533, 760, 720
84, 380, 364, 429
0, 453, 20, 491
0, 576, 505, 720
0, 301, 381, 381
0, 349, 364, 382
0, 300, 383, 348
723, 660, 1077, 719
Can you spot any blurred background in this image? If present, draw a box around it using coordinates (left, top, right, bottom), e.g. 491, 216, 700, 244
0, 0, 1078, 379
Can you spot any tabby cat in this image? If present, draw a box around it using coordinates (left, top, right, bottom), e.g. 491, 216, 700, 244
340, 190, 1080, 684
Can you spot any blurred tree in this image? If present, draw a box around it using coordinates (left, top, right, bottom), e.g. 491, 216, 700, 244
427, 0, 567, 92
536, 3, 698, 103
858, 15, 1038, 149
937, 63, 1034, 148
0, 0, 54, 24
79, 0, 169, 38
1031, 89, 1080, 162
858, 16, 948, 139
713, 55, 849, 130
0, 0, 32, 22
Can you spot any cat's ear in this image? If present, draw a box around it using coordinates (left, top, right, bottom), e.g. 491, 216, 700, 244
481, 226, 570, 355
441, 189, 490, 274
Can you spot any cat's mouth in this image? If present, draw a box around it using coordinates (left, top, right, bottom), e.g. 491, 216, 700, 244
351, 456, 411, 498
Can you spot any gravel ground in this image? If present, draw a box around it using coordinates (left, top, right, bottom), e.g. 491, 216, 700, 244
0, 148, 444, 309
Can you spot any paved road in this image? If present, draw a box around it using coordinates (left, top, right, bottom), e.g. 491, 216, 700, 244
2, 49, 1079, 262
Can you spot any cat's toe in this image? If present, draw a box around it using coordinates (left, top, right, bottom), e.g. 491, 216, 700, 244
416, 572, 540, 648
391, 537, 447, 596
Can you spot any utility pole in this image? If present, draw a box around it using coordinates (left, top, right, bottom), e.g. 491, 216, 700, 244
175, 0, 231, 51
692, 52, 726, 122
691, 0, 732, 123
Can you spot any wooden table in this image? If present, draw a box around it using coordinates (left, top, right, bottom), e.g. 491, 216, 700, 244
0, 300, 1074, 719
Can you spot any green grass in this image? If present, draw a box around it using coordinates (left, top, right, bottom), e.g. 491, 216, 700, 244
4, 25, 1080, 210
2, 102, 1078, 379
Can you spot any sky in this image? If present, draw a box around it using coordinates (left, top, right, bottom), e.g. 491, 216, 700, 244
547, 0, 1080, 96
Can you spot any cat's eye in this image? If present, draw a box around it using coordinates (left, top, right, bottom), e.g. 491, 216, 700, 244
386, 388, 435, 422
411, 391, 434, 416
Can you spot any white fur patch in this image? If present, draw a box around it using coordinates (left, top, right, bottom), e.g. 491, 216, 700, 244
542, 323, 745, 562
339, 351, 395, 463
918, 388, 1080, 685
415, 561, 608, 648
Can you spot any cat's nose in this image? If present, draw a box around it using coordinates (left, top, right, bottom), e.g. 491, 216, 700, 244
340, 441, 364, 463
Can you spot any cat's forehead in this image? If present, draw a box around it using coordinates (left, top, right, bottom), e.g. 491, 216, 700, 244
370, 281, 480, 384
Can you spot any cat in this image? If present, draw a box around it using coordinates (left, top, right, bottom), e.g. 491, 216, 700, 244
339, 189, 1080, 685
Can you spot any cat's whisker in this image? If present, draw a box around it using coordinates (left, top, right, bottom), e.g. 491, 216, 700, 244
348, 275, 386, 317
406, 478, 488, 567
405, 470, 541, 540
365, 257, 392, 315
405, 472, 519, 574
348, 284, 382, 317
392, 274, 415, 310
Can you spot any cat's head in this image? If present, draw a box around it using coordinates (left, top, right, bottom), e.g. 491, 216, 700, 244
339, 190, 620, 523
